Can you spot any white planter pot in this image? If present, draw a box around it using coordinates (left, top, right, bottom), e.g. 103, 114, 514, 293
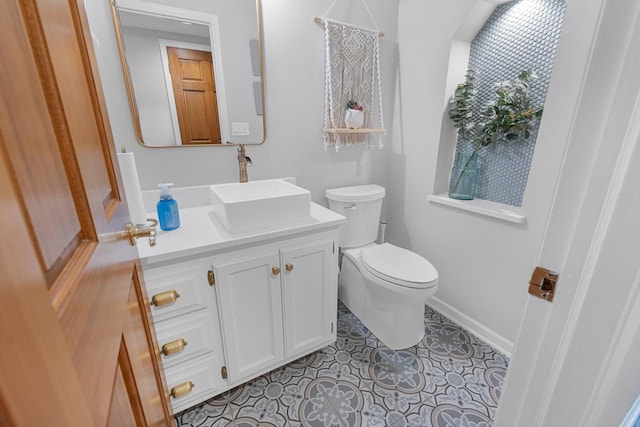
345, 109, 364, 129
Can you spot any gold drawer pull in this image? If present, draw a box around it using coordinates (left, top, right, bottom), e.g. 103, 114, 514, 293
161, 338, 188, 356
170, 381, 194, 399
150, 290, 180, 306
272, 266, 281, 275
285, 263, 294, 272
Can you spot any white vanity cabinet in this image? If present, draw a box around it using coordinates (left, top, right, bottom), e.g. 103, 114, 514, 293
215, 238, 336, 385
139, 200, 344, 415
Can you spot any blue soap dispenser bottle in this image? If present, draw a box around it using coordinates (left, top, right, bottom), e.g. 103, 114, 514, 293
156, 183, 180, 231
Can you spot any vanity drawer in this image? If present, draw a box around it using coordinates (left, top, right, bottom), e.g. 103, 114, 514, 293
143, 259, 213, 322
155, 310, 220, 368
165, 355, 226, 414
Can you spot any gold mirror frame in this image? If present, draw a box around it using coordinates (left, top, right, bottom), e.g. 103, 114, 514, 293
110, 0, 266, 147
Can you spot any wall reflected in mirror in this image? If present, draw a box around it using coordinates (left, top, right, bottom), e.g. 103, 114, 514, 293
112, 0, 265, 147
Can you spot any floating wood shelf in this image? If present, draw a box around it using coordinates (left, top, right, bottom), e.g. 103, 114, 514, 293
322, 128, 386, 134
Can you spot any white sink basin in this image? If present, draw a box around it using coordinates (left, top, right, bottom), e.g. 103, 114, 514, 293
210, 179, 311, 233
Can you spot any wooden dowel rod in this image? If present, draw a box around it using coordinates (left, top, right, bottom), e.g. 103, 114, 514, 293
312, 16, 384, 37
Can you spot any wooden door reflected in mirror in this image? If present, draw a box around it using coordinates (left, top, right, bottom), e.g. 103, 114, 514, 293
167, 46, 222, 145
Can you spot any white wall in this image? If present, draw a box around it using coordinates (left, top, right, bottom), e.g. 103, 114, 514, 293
84, 0, 398, 203
394, 0, 605, 351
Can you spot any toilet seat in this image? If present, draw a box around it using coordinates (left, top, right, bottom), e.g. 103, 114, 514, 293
359, 243, 438, 289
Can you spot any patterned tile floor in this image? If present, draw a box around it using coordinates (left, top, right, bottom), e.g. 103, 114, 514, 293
174, 303, 509, 427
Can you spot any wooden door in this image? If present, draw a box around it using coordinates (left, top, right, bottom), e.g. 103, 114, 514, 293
215, 251, 284, 384
167, 47, 222, 145
280, 240, 336, 358
0, 0, 171, 426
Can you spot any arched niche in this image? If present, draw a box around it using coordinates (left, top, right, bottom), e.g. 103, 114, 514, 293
435, 0, 566, 207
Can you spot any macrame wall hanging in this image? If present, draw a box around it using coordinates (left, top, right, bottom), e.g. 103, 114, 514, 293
314, 1, 386, 152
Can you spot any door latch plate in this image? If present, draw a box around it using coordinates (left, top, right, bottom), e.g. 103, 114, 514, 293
528, 267, 558, 302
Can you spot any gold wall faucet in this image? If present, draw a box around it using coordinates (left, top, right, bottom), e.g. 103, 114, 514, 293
237, 143, 252, 183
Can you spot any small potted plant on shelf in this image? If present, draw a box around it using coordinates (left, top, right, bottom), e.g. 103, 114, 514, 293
448, 68, 544, 200
345, 99, 364, 129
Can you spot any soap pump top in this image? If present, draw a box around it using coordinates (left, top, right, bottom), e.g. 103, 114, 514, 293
156, 183, 180, 231
158, 182, 174, 199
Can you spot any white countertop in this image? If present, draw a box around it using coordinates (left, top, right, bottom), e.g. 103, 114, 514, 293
138, 202, 345, 264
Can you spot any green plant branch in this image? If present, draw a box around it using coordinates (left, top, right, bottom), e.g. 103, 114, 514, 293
448, 68, 544, 197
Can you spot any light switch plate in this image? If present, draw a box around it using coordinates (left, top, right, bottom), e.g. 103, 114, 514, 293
231, 122, 250, 136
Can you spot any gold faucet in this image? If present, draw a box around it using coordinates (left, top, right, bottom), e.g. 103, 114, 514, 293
237, 143, 252, 183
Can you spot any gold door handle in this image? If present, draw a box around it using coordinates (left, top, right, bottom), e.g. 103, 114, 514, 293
272, 266, 281, 275
170, 381, 194, 399
150, 289, 180, 306
285, 263, 294, 272
124, 218, 157, 247
161, 338, 188, 356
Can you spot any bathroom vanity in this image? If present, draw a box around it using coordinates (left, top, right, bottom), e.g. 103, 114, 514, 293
137, 183, 344, 413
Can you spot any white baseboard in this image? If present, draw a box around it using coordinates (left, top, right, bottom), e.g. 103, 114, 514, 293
427, 296, 513, 358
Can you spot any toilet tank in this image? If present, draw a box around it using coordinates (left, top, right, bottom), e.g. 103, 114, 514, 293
325, 185, 385, 248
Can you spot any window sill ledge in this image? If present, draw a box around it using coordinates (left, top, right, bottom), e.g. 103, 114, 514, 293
427, 193, 526, 224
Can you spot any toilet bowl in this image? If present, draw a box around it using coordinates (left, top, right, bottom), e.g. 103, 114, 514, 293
325, 185, 439, 350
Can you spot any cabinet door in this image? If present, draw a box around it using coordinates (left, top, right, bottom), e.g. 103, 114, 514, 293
215, 251, 284, 383
281, 240, 337, 358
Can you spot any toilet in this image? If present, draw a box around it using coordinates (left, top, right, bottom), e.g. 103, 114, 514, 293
325, 184, 439, 350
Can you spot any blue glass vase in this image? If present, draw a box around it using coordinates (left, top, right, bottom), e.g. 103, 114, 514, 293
448, 152, 478, 200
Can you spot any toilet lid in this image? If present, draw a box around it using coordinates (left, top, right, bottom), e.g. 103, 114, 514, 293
360, 243, 438, 289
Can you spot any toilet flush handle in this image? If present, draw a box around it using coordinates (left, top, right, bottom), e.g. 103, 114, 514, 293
343, 204, 357, 211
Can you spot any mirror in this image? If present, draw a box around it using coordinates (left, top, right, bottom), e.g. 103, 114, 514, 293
111, 0, 265, 147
